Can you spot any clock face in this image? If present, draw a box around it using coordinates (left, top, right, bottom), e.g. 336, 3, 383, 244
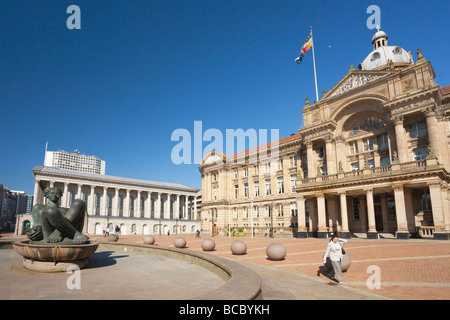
204, 154, 223, 165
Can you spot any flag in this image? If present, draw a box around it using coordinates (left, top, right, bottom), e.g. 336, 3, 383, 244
295, 32, 313, 64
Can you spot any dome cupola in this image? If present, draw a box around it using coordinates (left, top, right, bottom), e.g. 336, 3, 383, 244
360, 26, 413, 71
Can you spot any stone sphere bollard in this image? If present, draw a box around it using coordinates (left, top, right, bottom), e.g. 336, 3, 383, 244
325, 252, 351, 272
230, 240, 247, 255
143, 235, 155, 245
174, 237, 187, 248
201, 239, 215, 251
266, 243, 286, 261
107, 234, 119, 242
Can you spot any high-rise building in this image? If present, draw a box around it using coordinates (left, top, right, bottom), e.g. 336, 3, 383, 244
44, 145, 106, 175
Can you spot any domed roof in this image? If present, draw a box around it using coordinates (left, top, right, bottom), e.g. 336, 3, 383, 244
360, 28, 413, 71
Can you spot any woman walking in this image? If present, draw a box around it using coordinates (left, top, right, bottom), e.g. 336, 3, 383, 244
323, 234, 347, 284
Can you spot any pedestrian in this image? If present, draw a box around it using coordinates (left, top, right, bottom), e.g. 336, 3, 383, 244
115, 225, 120, 235
104, 227, 109, 237
322, 234, 347, 285
195, 229, 200, 238
167, 229, 170, 236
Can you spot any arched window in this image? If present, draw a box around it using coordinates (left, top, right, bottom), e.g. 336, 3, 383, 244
351, 117, 386, 136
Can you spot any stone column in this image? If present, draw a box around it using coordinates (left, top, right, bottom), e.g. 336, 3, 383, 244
424, 107, 441, 161
156, 192, 161, 219
185, 196, 189, 219
194, 196, 198, 220
166, 194, 171, 219
102, 187, 108, 216
175, 194, 180, 219
316, 193, 327, 237
365, 188, 377, 238
339, 192, 351, 238
63, 182, 69, 208
136, 190, 141, 218
306, 141, 314, 177
146, 192, 151, 218
428, 182, 449, 239
77, 184, 82, 200
88, 186, 94, 215
114, 188, 119, 217
296, 196, 307, 237
33, 179, 42, 206
325, 136, 336, 175
393, 184, 409, 238
392, 115, 409, 163
124, 189, 130, 217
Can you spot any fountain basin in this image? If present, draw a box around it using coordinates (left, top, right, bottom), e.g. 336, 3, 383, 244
13, 240, 98, 272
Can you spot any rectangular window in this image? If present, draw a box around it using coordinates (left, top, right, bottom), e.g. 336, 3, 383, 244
244, 183, 249, 198
119, 195, 124, 209
244, 167, 248, 177
253, 206, 259, 218
243, 207, 248, 219
380, 156, 390, 166
378, 134, 389, 149
108, 194, 113, 209
363, 138, 374, 152
254, 181, 260, 197
234, 185, 239, 199
413, 147, 428, 160
349, 141, 359, 154
265, 205, 271, 218
290, 202, 298, 217
277, 177, 284, 194
265, 179, 271, 195
94, 193, 101, 208
277, 204, 283, 217
387, 196, 396, 219
130, 196, 135, 210
290, 174, 297, 192
351, 162, 360, 171
410, 122, 427, 138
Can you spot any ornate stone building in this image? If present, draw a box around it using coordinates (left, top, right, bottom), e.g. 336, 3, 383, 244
16, 166, 201, 236
199, 29, 450, 240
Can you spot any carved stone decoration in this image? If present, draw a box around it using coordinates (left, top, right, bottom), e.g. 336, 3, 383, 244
330, 74, 387, 97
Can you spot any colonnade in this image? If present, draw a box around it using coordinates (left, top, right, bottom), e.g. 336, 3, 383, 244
33, 179, 199, 221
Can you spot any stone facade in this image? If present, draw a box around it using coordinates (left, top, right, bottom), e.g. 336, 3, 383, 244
199, 29, 450, 240
16, 166, 201, 236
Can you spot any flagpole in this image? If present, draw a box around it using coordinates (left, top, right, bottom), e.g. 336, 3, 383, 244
310, 26, 319, 102
228, 195, 231, 238
251, 196, 254, 239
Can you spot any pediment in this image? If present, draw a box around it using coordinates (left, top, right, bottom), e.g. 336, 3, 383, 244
324, 71, 392, 99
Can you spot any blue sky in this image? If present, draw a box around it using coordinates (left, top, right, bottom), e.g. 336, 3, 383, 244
1, 0, 449, 195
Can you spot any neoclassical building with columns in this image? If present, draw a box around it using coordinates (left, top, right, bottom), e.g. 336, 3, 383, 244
16, 165, 200, 236
199, 28, 450, 240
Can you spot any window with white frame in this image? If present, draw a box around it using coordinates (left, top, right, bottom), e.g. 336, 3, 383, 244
253, 206, 259, 218
277, 177, 284, 194
349, 141, 359, 154
265, 179, 271, 195
254, 181, 260, 197
265, 205, 271, 217
363, 138, 374, 152
290, 174, 297, 192
290, 202, 297, 217
244, 183, 249, 198
277, 204, 283, 217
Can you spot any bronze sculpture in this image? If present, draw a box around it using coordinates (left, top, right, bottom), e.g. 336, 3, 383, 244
28, 187, 89, 244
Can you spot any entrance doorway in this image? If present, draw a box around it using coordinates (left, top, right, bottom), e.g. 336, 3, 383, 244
375, 204, 383, 231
